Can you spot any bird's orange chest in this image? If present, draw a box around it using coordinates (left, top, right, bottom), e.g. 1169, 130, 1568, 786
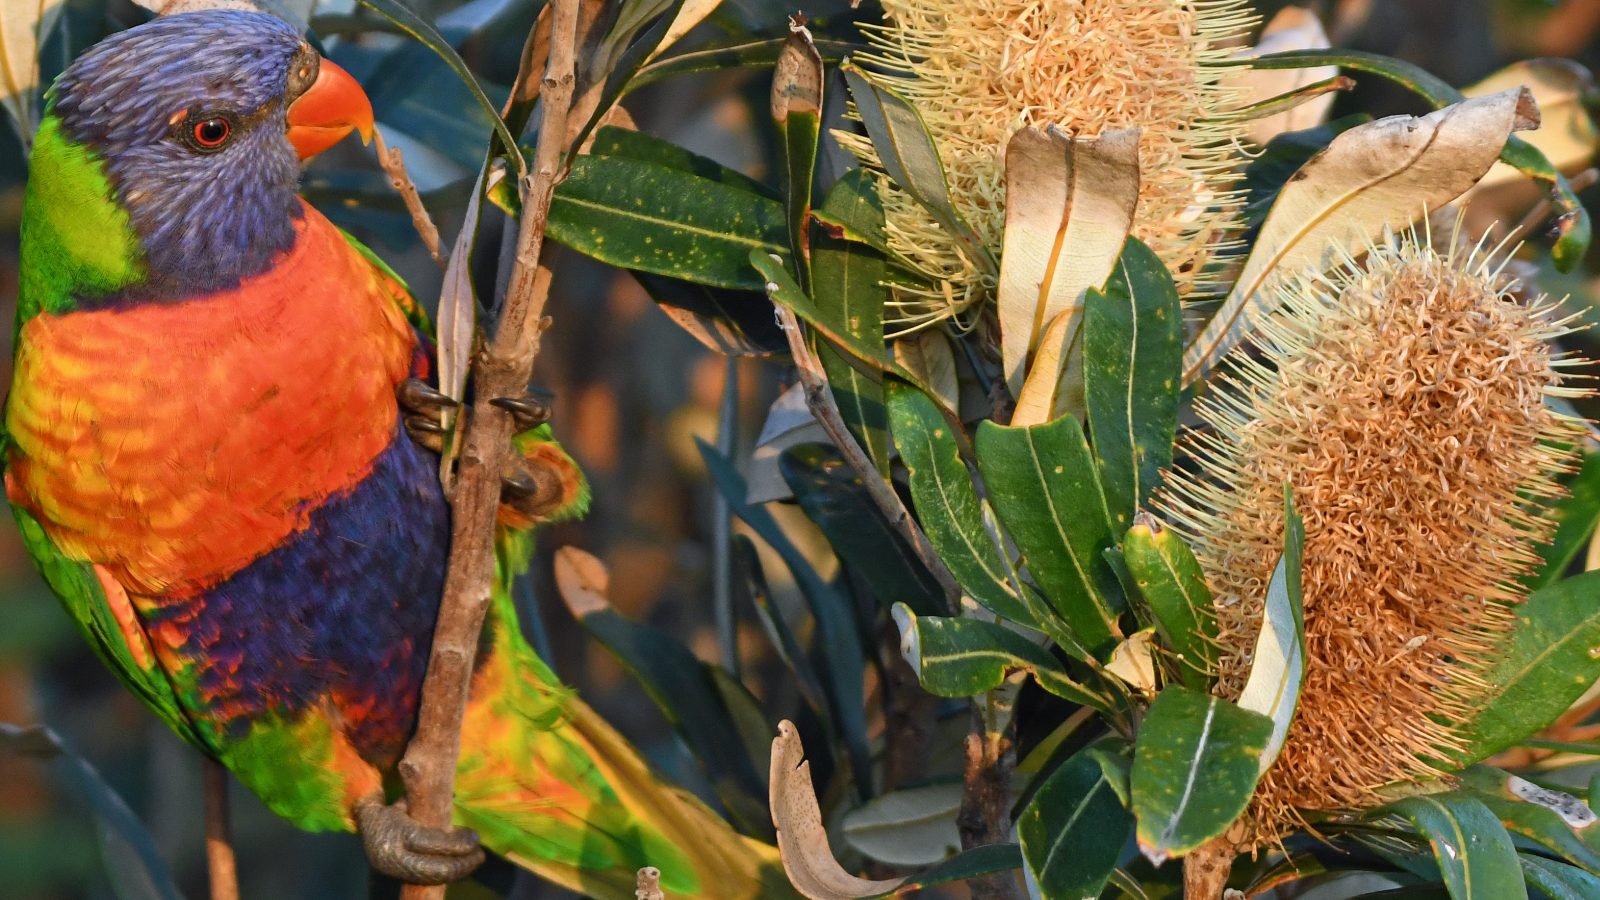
6, 203, 419, 597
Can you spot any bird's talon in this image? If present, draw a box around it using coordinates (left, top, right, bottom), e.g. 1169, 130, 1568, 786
355, 795, 485, 885
403, 416, 447, 454
398, 378, 456, 416
490, 394, 552, 431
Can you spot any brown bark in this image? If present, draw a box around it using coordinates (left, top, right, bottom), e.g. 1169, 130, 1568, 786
202, 758, 239, 900
1183, 835, 1234, 900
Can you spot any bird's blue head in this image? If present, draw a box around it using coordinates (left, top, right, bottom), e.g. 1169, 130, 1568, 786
46, 10, 374, 299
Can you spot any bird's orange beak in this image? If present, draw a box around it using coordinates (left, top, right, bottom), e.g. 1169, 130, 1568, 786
286, 58, 374, 161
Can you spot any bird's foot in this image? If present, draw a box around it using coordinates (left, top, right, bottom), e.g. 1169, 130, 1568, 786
398, 379, 457, 454
490, 391, 552, 432
354, 794, 485, 886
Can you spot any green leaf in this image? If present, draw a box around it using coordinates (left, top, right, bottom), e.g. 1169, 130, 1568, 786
1453, 569, 1600, 764
1084, 237, 1183, 531
841, 63, 996, 274
1520, 854, 1600, 900
557, 584, 770, 835
1234, 488, 1305, 775
1528, 451, 1600, 590
812, 172, 929, 281
587, 126, 778, 198
733, 537, 830, 719
352, 0, 521, 167
810, 174, 891, 475
1388, 794, 1524, 900
780, 444, 944, 616
548, 156, 787, 290
697, 441, 874, 795
887, 383, 1030, 624
974, 416, 1124, 658
0, 724, 183, 900
1459, 767, 1600, 873
629, 36, 857, 94
1247, 48, 1590, 271
1121, 517, 1216, 691
882, 843, 1024, 896
751, 249, 895, 368
891, 604, 1111, 712
1131, 686, 1273, 864
841, 782, 963, 866
1019, 745, 1133, 900
772, 22, 824, 278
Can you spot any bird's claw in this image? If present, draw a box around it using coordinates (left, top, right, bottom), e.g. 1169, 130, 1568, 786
398, 379, 456, 453
490, 393, 552, 432
355, 795, 485, 886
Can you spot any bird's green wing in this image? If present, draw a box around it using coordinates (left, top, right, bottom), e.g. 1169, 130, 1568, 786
337, 228, 434, 340
10, 505, 209, 751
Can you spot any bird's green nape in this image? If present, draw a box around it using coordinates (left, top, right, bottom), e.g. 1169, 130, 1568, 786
18, 114, 145, 325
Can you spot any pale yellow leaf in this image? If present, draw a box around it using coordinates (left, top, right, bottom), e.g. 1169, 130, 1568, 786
893, 329, 958, 415
997, 125, 1140, 400
1466, 59, 1599, 190
1010, 309, 1077, 428
1105, 628, 1157, 695
553, 545, 611, 619
1230, 6, 1338, 145
1182, 87, 1539, 384
646, 0, 722, 63
770, 721, 907, 899
840, 783, 963, 867
0, 0, 63, 144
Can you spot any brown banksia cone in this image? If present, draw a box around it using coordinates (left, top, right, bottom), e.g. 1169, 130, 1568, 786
838, 0, 1258, 333
1157, 230, 1591, 841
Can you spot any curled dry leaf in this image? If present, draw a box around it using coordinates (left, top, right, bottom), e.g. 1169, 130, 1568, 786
553, 545, 610, 619
132, 0, 313, 29
771, 15, 822, 124
998, 126, 1140, 406
1466, 58, 1600, 191
892, 329, 958, 416
770, 721, 907, 900
1182, 87, 1539, 384
1230, 6, 1338, 145
0, 0, 64, 144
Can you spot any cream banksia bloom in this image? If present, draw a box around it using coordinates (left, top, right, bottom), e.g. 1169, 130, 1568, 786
1157, 232, 1591, 840
840, 0, 1257, 333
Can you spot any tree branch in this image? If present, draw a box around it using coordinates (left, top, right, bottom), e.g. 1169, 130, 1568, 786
773, 306, 962, 611
394, 1, 580, 897
202, 758, 239, 900
371, 129, 446, 269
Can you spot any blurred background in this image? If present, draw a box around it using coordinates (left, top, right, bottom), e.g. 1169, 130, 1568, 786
0, 0, 1597, 897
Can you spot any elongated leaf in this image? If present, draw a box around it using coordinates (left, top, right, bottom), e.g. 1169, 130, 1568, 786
891, 604, 1111, 712
1453, 569, 1600, 764
841, 782, 963, 867
974, 417, 1124, 658
353, 0, 521, 165
751, 250, 896, 368
588, 125, 777, 198
1182, 88, 1539, 384
0, 723, 184, 900
1235, 489, 1305, 775
629, 36, 857, 93
734, 536, 829, 719
1131, 686, 1273, 864
550, 156, 787, 289
1122, 515, 1216, 691
841, 63, 995, 273
887, 382, 1030, 624
1238, 114, 1371, 239
1084, 238, 1182, 531
1227, 6, 1338, 145
999, 126, 1141, 409
635, 272, 786, 357
773, 17, 823, 273
1389, 795, 1523, 900
1520, 854, 1600, 900
1466, 59, 1600, 191
810, 175, 890, 474
699, 441, 874, 795
1019, 745, 1133, 900
780, 444, 944, 617
0, 0, 62, 147
1459, 767, 1600, 873
552, 547, 769, 835
1247, 48, 1591, 271
1528, 451, 1600, 590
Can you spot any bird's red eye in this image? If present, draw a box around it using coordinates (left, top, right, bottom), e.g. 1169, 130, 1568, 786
192, 117, 230, 149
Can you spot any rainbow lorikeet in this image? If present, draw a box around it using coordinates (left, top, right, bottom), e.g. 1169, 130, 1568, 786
4, 10, 782, 897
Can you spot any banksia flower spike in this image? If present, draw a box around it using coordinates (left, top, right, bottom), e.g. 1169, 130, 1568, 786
840, 0, 1258, 333
1158, 230, 1591, 841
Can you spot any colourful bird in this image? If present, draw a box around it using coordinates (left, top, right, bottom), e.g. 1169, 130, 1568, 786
4, 10, 781, 897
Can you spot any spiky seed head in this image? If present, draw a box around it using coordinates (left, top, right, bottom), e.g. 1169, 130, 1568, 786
839, 0, 1258, 334
1157, 231, 1591, 840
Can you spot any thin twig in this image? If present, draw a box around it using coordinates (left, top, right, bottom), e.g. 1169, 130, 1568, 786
394, 1, 582, 897
956, 701, 1022, 900
372, 129, 446, 268
1504, 167, 1600, 249
202, 758, 239, 900
774, 306, 962, 611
